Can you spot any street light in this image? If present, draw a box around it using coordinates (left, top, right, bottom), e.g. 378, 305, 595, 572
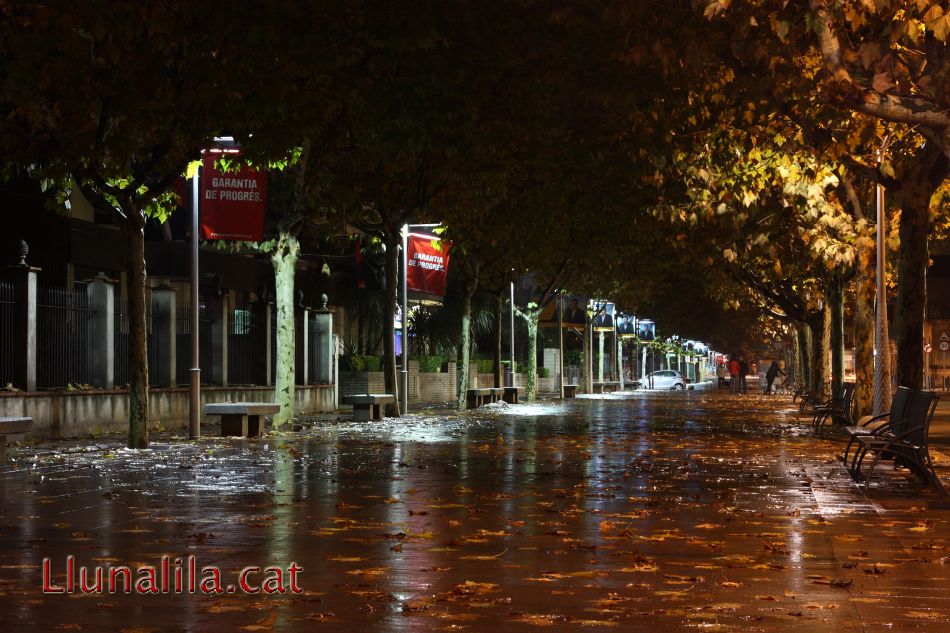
873, 139, 892, 416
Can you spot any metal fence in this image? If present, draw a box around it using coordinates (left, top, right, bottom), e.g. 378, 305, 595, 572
175, 304, 211, 385
228, 307, 258, 385
37, 285, 94, 389
0, 281, 14, 387
114, 307, 129, 386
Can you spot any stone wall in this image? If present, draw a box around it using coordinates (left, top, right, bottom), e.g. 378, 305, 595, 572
0, 385, 336, 439
339, 361, 458, 405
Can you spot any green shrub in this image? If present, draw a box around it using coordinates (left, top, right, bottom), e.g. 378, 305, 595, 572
417, 355, 444, 373
538, 367, 550, 378
475, 358, 494, 374
564, 350, 583, 367
345, 355, 381, 372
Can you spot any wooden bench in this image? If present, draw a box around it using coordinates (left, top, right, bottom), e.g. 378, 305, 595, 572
0, 417, 32, 465
563, 384, 578, 398
342, 394, 395, 421
205, 402, 280, 437
503, 386, 521, 404
466, 388, 503, 409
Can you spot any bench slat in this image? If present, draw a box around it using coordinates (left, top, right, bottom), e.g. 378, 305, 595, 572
205, 403, 280, 415
0, 418, 32, 434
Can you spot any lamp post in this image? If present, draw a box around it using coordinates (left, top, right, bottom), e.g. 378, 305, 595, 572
399, 222, 443, 415
509, 279, 515, 387
189, 169, 200, 439
400, 224, 409, 415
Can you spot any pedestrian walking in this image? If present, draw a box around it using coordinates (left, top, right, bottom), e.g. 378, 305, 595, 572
738, 357, 749, 393
716, 362, 726, 390
764, 360, 786, 394
728, 356, 740, 393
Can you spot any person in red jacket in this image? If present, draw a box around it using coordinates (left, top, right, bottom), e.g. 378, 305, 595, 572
728, 357, 741, 394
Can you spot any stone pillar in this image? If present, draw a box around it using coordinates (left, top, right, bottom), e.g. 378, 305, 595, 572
311, 295, 334, 385
150, 286, 176, 387
3, 241, 39, 391
210, 294, 228, 386
86, 273, 115, 389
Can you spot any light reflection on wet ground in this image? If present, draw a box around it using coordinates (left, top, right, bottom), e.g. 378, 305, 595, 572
2, 389, 950, 631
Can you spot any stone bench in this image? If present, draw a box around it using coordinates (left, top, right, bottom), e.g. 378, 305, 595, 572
592, 381, 621, 394
503, 386, 521, 404
563, 384, 578, 398
466, 388, 499, 409
0, 417, 32, 465
205, 402, 280, 437
343, 394, 395, 421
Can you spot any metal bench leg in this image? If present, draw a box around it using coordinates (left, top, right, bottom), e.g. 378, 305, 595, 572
221, 414, 249, 436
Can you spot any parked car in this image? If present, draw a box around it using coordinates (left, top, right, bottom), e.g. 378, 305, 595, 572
642, 370, 687, 390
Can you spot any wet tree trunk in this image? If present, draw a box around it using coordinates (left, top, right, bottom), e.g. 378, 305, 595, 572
796, 323, 810, 389
382, 229, 401, 417
583, 320, 592, 393
786, 328, 797, 385
456, 273, 477, 410
854, 235, 875, 418
525, 317, 538, 401
894, 147, 947, 390
270, 231, 299, 430
894, 187, 929, 391
493, 291, 503, 388
515, 306, 540, 401
829, 276, 844, 398
820, 303, 832, 398
126, 209, 149, 449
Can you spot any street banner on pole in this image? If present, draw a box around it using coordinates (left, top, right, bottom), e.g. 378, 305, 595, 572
406, 234, 451, 298
200, 155, 267, 241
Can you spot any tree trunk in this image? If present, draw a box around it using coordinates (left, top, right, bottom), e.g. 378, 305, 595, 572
894, 186, 930, 390
808, 318, 826, 397
382, 229, 401, 416
820, 302, 832, 398
854, 235, 875, 418
126, 211, 149, 449
583, 320, 592, 393
894, 147, 947, 390
270, 231, 299, 430
525, 314, 538, 401
456, 275, 477, 410
829, 275, 844, 398
796, 323, 810, 389
493, 291, 503, 388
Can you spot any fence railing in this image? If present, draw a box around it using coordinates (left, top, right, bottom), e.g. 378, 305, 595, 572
0, 281, 14, 387
37, 285, 94, 389
114, 308, 129, 386
10, 287, 328, 391
228, 307, 258, 385
175, 305, 212, 385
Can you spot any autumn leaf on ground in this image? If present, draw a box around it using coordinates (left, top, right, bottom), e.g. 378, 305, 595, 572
240, 612, 278, 631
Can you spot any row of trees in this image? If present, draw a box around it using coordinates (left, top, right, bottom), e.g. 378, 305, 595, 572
3, 2, 950, 443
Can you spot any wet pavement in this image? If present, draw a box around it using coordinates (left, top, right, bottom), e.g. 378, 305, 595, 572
3, 388, 950, 631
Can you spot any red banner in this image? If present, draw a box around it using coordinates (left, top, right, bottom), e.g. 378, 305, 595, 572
200, 155, 267, 241
407, 235, 451, 298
